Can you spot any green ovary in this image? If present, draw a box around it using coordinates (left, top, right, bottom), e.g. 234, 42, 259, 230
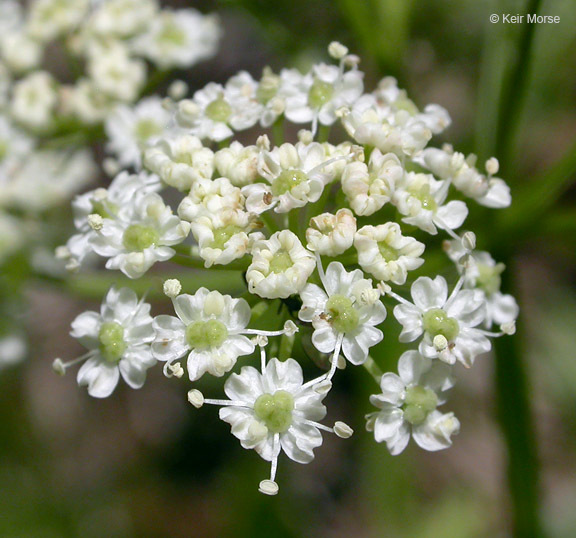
122, 224, 160, 252
269, 250, 293, 274
422, 308, 459, 341
254, 390, 295, 433
308, 79, 334, 108
211, 225, 243, 250
98, 322, 127, 362
327, 294, 360, 334
412, 183, 437, 211
271, 169, 307, 196
476, 263, 504, 295
205, 96, 232, 123
91, 199, 116, 219
157, 22, 187, 47
186, 319, 229, 349
134, 119, 162, 142
378, 242, 400, 261
403, 385, 438, 425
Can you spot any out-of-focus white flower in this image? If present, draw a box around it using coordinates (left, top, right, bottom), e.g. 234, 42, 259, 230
88, 0, 158, 38
0, 332, 27, 369
214, 142, 259, 187
243, 142, 331, 214
90, 191, 189, 278
393, 172, 468, 235
152, 288, 255, 380
178, 177, 244, 222
0, 1, 22, 36
106, 96, 173, 169
341, 149, 401, 216
27, 0, 90, 42
11, 71, 58, 130
132, 9, 220, 69
299, 261, 386, 380
306, 208, 356, 256
391, 275, 491, 366
144, 134, 214, 191
354, 223, 425, 285
366, 350, 458, 454
64, 78, 116, 124
87, 42, 145, 102
247, 230, 315, 299
178, 73, 262, 141
0, 211, 24, 263
0, 31, 42, 73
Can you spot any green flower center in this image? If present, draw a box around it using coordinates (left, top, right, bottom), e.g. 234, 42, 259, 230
0, 140, 8, 162
394, 94, 419, 116
326, 294, 360, 334
157, 21, 187, 47
122, 224, 160, 252
422, 308, 460, 341
185, 319, 229, 349
98, 322, 127, 363
378, 242, 400, 261
308, 79, 334, 108
211, 225, 243, 250
205, 96, 232, 123
269, 250, 293, 274
254, 390, 295, 433
271, 169, 307, 196
91, 199, 116, 219
476, 263, 504, 295
411, 183, 438, 211
134, 118, 162, 142
403, 385, 438, 425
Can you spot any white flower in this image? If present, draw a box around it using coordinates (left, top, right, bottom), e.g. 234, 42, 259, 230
144, 134, 214, 191
27, 0, 90, 42
392, 172, 468, 235
444, 241, 519, 328
54, 287, 156, 398
152, 288, 255, 380
247, 230, 315, 299
132, 9, 220, 69
284, 62, 364, 130
354, 223, 425, 285
87, 42, 145, 103
106, 96, 173, 169
299, 261, 386, 380
0, 116, 34, 182
1, 31, 42, 73
190, 210, 263, 268
242, 142, 331, 214
200, 348, 348, 494
11, 71, 58, 130
180, 73, 262, 141
341, 149, 401, 216
88, 0, 158, 38
366, 350, 458, 454
178, 177, 244, 222
0, 333, 27, 369
90, 191, 189, 278
64, 78, 116, 124
214, 142, 259, 187
306, 208, 356, 256
0, 211, 24, 263
391, 276, 490, 366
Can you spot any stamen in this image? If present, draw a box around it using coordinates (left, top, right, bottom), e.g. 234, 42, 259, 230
187, 389, 204, 408
444, 275, 466, 310
325, 333, 344, 383
333, 421, 354, 438
301, 419, 334, 433
259, 479, 279, 496
260, 345, 266, 372
385, 287, 414, 308
203, 398, 248, 407
52, 350, 97, 375
315, 252, 329, 290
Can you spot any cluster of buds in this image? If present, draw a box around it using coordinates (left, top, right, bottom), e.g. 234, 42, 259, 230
54, 43, 518, 494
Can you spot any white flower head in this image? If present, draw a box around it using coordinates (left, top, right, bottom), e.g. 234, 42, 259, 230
88, 0, 158, 38
144, 134, 214, 191
1, 30, 42, 73
178, 177, 244, 222
27, 0, 90, 42
355, 223, 425, 285
366, 350, 458, 454
132, 9, 220, 69
392, 172, 468, 235
247, 230, 315, 299
391, 276, 491, 366
341, 149, 401, 216
299, 261, 386, 383
214, 142, 260, 187
11, 71, 58, 131
152, 288, 255, 380
190, 210, 263, 268
306, 208, 356, 256
106, 96, 173, 169
54, 287, 156, 398
201, 347, 349, 494
90, 190, 189, 278
243, 142, 332, 214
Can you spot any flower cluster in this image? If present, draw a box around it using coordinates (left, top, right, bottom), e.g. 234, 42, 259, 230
54, 43, 518, 494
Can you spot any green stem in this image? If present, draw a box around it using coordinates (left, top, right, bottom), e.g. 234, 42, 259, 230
363, 355, 383, 384
260, 211, 280, 234
272, 117, 284, 146
317, 124, 331, 143
171, 254, 248, 272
